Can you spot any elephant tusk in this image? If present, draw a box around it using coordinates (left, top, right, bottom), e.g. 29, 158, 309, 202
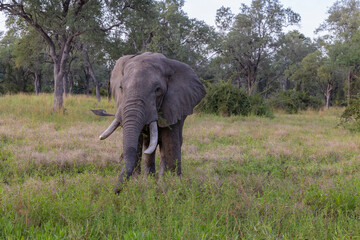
144, 121, 158, 155
99, 119, 121, 140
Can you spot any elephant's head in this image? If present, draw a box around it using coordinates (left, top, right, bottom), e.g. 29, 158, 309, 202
99, 52, 205, 168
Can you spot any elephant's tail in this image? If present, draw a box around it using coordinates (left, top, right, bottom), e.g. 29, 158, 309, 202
91, 109, 115, 117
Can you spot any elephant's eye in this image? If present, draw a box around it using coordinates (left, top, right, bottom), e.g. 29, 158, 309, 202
155, 87, 162, 96
119, 85, 123, 90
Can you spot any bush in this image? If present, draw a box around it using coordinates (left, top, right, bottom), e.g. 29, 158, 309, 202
340, 96, 360, 132
248, 94, 273, 118
197, 81, 251, 116
91, 87, 108, 96
270, 90, 322, 114
197, 82, 272, 117
270, 90, 300, 113
297, 92, 323, 111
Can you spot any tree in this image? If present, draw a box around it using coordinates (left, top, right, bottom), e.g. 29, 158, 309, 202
289, 50, 336, 108
12, 28, 49, 95
317, 0, 360, 42
317, 0, 360, 104
275, 31, 317, 91
318, 54, 337, 109
108, 0, 216, 73
0, 0, 137, 111
0, 33, 33, 94
0, 0, 101, 110
216, 0, 300, 95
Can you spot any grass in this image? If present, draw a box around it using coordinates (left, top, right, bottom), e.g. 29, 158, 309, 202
1, 93, 360, 239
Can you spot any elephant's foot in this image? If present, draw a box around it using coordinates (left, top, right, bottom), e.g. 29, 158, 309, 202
113, 182, 124, 194
113, 175, 126, 194
113, 187, 122, 194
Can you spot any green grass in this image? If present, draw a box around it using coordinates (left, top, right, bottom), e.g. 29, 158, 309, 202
1, 94, 360, 239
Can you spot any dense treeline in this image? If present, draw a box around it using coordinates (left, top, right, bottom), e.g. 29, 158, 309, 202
0, 0, 360, 112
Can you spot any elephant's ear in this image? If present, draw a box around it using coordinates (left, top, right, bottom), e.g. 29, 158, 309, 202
159, 59, 206, 127
111, 55, 134, 99
111, 54, 135, 122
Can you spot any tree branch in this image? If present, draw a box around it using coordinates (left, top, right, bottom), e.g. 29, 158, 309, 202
0, 1, 57, 60
74, 0, 89, 16
62, 0, 71, 14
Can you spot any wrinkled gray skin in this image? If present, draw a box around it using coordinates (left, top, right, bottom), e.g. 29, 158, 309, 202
99, 52, 206, 193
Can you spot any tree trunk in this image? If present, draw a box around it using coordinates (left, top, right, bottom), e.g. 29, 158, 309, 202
247, 70, 252, 94
82, 48, 101, 102
108, 70, 112, 102
235, 72, 241, 89
92, 74, 101, 102
247, 68, 256, 95
84, 67, 90, 97
284, 77, 290, 91
325, 92, 330, 109
323, 81, 333, 109
63, 71, 69, 97
51, 38, 71, 112
69, 71, 73, 95
53, 63, 64, 112
30, 69, 41, 96
346, 69, 352, 106
34, 71, 41, 95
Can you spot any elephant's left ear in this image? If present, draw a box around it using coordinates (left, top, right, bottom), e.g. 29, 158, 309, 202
159, 59, 206, 127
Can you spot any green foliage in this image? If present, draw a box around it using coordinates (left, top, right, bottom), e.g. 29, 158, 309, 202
198, 81, 251, 116
298, 91, 324, 110
271, 90, 323, 113
271, 90, 300, 113
0, 34, 34, 94
248, 94, 273, 117
198, 82, 273, 117
340, 96, 360, 132
216, 0, 300, 93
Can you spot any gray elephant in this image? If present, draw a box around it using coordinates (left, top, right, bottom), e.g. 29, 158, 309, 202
99, 52, 206, 193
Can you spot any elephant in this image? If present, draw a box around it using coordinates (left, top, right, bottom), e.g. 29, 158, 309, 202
98, 52, 206, 193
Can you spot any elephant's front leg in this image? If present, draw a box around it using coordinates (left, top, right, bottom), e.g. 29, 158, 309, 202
142, 132, 156, 175
159, 120, 184, 176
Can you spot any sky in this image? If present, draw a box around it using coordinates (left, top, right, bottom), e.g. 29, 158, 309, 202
0, 0, 337, 39
182, 0, 337, 39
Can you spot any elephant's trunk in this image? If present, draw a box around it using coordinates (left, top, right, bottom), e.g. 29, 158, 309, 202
120, 102, 146, 179
144, 121, 158, 154
122, 122, 142, 162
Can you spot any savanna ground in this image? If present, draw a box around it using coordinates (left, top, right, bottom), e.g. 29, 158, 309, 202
0, 94, 360, 239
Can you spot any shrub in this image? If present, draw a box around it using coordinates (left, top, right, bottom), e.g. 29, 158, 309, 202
197, 81, 251, 116
197, 82, 272, 117
297, 92, 323, 111
340, 96, 360, 132
248, 94, 273, 118
270, 90, 322, 113
91, 87, 108, 96
270, 90, 300, 113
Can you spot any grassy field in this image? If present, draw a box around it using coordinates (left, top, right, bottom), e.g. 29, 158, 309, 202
0, 94, 360, 239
